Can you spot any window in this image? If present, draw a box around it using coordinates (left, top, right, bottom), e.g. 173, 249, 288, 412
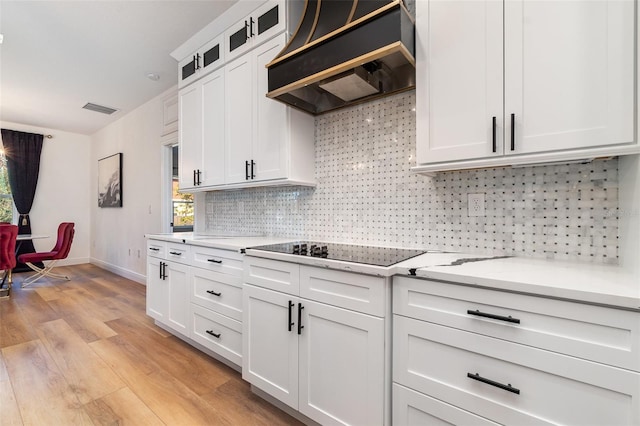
0, 150, 14, 223
171, 145, 193, 232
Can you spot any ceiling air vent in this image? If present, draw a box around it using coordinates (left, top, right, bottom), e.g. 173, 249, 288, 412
82, 102, 118, 115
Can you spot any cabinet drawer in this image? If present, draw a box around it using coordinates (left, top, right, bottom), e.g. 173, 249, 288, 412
300, 266, 386, 316
393, 383, 498, 426
191, 305, 242, 366
393, 316, 640, 426
147, 240, 166, 258
393, 276, 640, 371
192, 268, 243, 321
244, 256, 299, 296
166, 242, 191, 264
191, 245, 243, 276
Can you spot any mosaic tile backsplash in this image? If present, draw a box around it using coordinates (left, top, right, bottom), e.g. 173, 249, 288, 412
205, 91, 618, 264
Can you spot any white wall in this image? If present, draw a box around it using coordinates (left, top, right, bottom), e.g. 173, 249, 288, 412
89, 86, 175, 283
0, 121, 91, 265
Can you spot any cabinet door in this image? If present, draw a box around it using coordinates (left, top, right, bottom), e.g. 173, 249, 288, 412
225, 55, 254, 184
242, 284, 298, 409
146, 257, 167, 322
178, 84, 202, 190
252, 0, 285, 48
504, 0, 635, 154
201, 69, 226, 186
165, 261, 191, 336
298, 299, 385, 426
198, 35, 224, 75
416, 0, 503, 164
178, 54, 199, 89
225, 15, 253, 62
253, 33, 288, 181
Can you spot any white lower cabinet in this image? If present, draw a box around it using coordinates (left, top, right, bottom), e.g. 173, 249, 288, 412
392, 276, 640, 426
243, 258, 388, 425
392, 384, 499, 426
146, 238, 244, 368
146, 243, 191, 336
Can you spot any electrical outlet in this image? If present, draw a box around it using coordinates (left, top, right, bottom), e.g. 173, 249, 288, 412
468, 193, 485, 217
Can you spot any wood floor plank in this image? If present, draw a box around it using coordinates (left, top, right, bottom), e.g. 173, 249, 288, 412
0, 300, 39, 349
11, 289, 60, 325
0, 378, 23, 426
124, 368, 234, 426
47, 296, 118, 343
84, 387, 164, 426
106, 316, 235, 395
36, 319, 125, 405
89, 335, 157, 380
202, 376, 304, 426
1, 340, 93, 425
33, 285, 63, 302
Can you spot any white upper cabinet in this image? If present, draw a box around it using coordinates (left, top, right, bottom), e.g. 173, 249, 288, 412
415, 0, 639, 173
178, 34, 225, 89
224, 0, 286, 62
176, 0, 314, 191
178, 68, 226, 190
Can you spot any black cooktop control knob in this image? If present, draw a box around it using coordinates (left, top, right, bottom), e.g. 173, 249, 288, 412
292, 244, 300, 254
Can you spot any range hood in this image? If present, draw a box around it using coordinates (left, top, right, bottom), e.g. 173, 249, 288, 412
266, 0, 415, 115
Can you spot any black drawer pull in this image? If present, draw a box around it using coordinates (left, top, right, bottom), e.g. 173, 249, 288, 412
467, 309, 520, 324
206, 290, 222, 297
467, 372, 520, 395
206, 330, 221, 338
169, 251, 182, 256
149, 247, 160, 251
207, 258, 222, 264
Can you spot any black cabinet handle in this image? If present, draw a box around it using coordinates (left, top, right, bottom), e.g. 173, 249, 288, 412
250, 160, 255, 179
149, 247, 160, 251
492, 116, 497, 153
160, 262, 167, 280
169, 251, 182, 256
245, 160, 250, 180
297, 303, 304, 335
467, 372, 520, 395
467, 309, 520, 324
206, 330, 221, 339
197, 169, 202, 185
249, 17, 255, 37
510, 113, 515, 151
207, 258, 222, 264
206, 290, 222, 296
193, 169, 197, 186
195, 53, 201, 70
288, 300, 294, 332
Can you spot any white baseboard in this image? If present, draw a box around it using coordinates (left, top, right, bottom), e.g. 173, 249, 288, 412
90, 258, 146, 285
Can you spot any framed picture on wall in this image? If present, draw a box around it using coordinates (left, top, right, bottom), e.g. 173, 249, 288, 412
98, 153, 122, 207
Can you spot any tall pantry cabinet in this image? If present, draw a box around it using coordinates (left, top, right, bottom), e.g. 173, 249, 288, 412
414, 0, 639, 172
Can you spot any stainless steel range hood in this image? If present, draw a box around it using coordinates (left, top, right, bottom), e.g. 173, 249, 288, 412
266, 0, 415, 115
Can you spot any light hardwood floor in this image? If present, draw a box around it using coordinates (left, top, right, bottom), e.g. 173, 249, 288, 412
0, 264, 302, 426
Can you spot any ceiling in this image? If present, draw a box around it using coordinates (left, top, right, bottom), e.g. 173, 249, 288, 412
0, 0, 238, 135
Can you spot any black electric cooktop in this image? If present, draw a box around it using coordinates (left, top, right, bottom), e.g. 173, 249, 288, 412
248, 241, 426, 267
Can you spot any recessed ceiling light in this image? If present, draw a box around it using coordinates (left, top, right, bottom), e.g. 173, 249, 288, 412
146, 73, 160, 81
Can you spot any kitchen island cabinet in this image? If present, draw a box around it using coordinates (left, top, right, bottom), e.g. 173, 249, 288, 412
414, 0, 639, 173
243, 257, 389, 426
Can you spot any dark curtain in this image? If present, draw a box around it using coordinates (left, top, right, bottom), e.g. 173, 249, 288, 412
1, 129, 44, 271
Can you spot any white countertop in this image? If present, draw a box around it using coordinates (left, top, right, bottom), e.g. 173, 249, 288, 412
145, 233, 295, 252
146, 233, 639, 310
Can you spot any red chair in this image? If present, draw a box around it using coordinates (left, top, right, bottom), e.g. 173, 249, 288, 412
0, 224, 18, 295
18, 222, 75, 287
